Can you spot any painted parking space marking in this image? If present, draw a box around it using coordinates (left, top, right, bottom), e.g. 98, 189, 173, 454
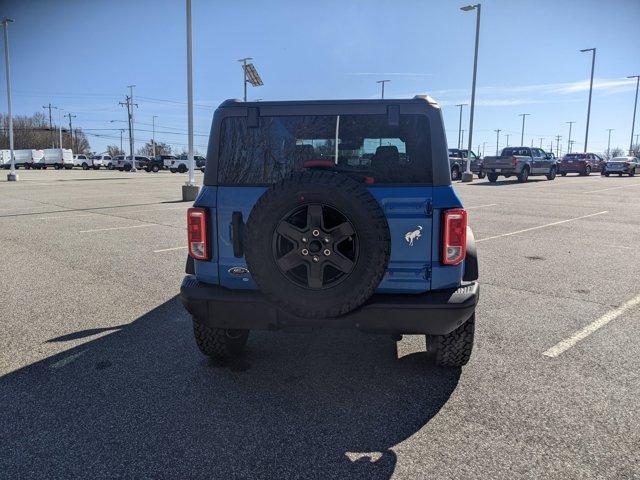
584, 183, 640, 194
476, 211, 608, 243
543, 293, 640, 358
154, 246, 188, 253
79, 224, 156, 233
466, 203, 498, 209
50, 350, 86, 369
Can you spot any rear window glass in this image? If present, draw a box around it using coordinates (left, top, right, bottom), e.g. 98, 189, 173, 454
565, 153, 586, 159
218, 114, 432, 185
501, 148, 531, 156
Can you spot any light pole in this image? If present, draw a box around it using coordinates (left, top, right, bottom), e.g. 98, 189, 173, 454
66, 113, 76, 152
581, 48, 596, 152
455, 103, 467, 149
152, 115, 157, 157
494, 128, 501, 155
377, 80, 390, 99
119, 129, 124, 152
183, 0, 198, 200
460, 3, 481, 183
461, 129, 465, 149
606, 128, 614, 158
2, 18, 17, 181
505, 133, 510, 147
566, 121, 575, 153
518, 113, 530, 145
628, 75, 640, 155
238, 57, 251, 102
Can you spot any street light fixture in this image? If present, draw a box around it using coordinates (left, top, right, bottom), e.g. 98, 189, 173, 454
2, 18, 16, 181
580, 48, 596, 152
627, 75, 640, 155
460, 3, 481, 183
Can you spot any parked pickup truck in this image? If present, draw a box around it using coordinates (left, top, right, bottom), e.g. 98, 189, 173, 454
483, 147, 557, 183
448, 149, 484, 180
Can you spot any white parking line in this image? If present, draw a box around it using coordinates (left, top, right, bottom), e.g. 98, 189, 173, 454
466, 203, 498, 210
584, 183, 640, 194
476, 211, 608, 243
154, 246, 188, 253
543, 293, 640, 358
79, 224, 155, 233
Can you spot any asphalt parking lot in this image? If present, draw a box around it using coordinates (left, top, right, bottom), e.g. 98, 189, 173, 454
1, 170, 639, 479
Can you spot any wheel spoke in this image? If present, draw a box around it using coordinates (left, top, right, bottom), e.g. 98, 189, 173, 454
328, 252, 354, 273
276, 221, 302, 244
306, 261, 324, 288
330, 222, 355, 243
277, 250, 304, 272
306, 204, 324, 230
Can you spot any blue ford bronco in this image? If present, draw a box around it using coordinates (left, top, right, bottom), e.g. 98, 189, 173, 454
180, 96, 479, 367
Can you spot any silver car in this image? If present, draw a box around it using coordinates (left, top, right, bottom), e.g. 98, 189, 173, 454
604, 156, 638, 177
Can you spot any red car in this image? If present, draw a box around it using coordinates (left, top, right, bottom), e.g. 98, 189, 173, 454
558, 153, 604, 176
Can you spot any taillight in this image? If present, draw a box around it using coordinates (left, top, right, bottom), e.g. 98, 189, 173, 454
442, 209, 467, 265
187, 208, 209, 260
511, 156, 517, 166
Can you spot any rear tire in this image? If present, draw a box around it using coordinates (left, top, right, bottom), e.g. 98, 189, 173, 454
487, 173, 498, 183
178, 164, 187, 173
429, 314, 475, 367
630, 169, 635, 177
517, 167, 529, 183
546, 166, 557, 181
193, 320, 249, 359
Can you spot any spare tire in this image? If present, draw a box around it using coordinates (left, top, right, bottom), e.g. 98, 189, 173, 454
244, 170, 390, 319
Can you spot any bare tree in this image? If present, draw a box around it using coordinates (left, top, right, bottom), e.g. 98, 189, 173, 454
137, 139, 172, 156
609, 147, 624, 158
0, 112, 91, 154
106, 145, 124, 157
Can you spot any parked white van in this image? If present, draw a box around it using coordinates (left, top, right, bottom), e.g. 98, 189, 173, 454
43, 149, 74, 169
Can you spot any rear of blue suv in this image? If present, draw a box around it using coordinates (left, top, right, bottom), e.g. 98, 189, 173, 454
181, 96, 479, 367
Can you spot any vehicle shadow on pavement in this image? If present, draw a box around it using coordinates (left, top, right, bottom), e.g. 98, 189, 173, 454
0, 296, 460, 480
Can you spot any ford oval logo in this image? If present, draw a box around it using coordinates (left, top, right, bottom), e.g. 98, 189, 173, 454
228, 266, 250, 277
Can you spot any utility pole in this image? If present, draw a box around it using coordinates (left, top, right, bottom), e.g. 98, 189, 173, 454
461, 130, 465, 149
606, 128, 614, 158
530, 138, 534, 147
628, 75, 640, 155
119, 129, 124, 152
566, 121, 575, 153
539, 137, 543, 148
494, 128, 501, 155
2, 18, 16, 181
43, 103, 56, 148
555, 134, 562, 158
519, 113, 530, 146
505, 133, 510, 147
377, 79, 390, 99
119, 90, 137, 172
482, 142, 486, 157
581, 48, 596, 152
65, 113, 76, 152
152, 115, 157, 157
455, 103, 467, 149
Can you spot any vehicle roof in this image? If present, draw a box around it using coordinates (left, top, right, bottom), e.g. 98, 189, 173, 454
611, 156, 635, 160
218, 95, 441, 109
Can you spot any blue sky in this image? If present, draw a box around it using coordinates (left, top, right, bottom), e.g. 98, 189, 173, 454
2, 0, 639, 156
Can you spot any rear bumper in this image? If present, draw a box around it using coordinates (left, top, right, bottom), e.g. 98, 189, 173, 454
486, 166, 518, 175
180, 275, 479, 335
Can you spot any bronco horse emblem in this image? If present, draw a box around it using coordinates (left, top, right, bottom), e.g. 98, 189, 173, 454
404, 225, 423, 246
